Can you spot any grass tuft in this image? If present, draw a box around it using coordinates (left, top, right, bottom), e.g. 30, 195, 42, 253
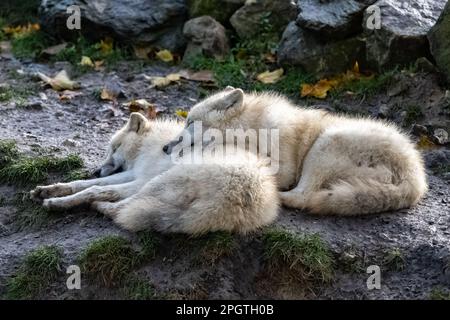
4, 245, 62, 299
382, 248, 406, 272
263, 228, 334, 283
430, 288, 450, 300
122, 276, 157, 300
0, 139, 19, 166
195, 231, 236, 266
0, 153, 83, 186
78, 236, 139, 287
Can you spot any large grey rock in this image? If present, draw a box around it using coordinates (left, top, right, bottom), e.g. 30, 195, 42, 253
278, 22, 366, 75
363, 0, 447, 71
39, 0, 188, 52
183, 16, 229, 61
429, 1, 450, 84
296, 0, 376, 39
230, 0, 297, 38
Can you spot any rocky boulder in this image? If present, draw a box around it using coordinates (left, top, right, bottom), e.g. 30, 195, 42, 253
429, 1, 450, 84
363, 0, 447, 71
187, 0, 244, 25
296, 0, 376, 39
39, 0, 188, 52
277, 22, 366, 75
183, 16, 229, 61
230, 0, 297, 38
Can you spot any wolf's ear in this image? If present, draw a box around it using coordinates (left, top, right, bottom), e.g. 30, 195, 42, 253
224, 85, 235, 91
217, 88, 244, 112
128, 112, 149, 134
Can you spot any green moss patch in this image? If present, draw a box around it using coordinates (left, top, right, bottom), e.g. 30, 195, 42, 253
263, 228, 334, 284
4, 245, 62, 299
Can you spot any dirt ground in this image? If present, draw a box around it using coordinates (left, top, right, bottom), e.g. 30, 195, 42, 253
0, 55, 449, 300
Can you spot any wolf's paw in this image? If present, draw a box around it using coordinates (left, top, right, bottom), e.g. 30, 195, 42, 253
31, 184, 73, 200
279, 191, 307, 209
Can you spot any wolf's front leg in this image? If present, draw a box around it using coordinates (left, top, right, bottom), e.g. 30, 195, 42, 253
43, 181, 142, 210
31, 171, 135, 200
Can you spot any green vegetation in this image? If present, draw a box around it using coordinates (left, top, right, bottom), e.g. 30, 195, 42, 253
382, 248, 406, 272
263, 228, 334, 283
0, 149, 83, 186
78, 236, 141, 287
11, 31, 51, 59
123, 276, 157, 300
0, 83, 38, 103
0, 139, 19, 166
12, 192, 52, 230
64, 169, 91, 182
4, 245, 62, 299
137, 231, 160, 260
430, 288, 450, 300
53, 37, 131, 73
331, 69, 396, 98
403, 104, 424, 126
186, 55, 311, 97
194, 231, 236, 265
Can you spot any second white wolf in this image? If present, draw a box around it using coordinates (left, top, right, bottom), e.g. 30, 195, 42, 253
164, 87, 428, 216
31, 113, 278, 234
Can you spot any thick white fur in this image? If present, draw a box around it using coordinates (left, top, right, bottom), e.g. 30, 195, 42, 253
177, 89, 428, 216
31, 113, 279, 234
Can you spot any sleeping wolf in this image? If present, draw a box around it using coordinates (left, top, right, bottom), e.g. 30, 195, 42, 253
163, 87, 427, 216
31, 113, 278, 234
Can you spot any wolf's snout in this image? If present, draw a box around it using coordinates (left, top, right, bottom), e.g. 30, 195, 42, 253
162, 144, 170, 154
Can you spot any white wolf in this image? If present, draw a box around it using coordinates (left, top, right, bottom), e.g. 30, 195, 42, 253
163, 87, 428, 216
30, 113, 278, 234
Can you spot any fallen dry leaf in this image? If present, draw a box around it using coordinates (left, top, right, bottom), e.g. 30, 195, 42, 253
3, 23, 40, 37
147, 73, 181, 88
123, 99, 158, 119
37, 70, 80, 91
99, 37, 113, 55
175, 109, 188, 118
300, 61, 369, 99
156, 49, 173, 62
416, 135, 436, 150
256, 68, 284, 84
59, 90, 83, 101
80, 56, 94, 67
133, 45, 155, 60
179, 69, 215, 83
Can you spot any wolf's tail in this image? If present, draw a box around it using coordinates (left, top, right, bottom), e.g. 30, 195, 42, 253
306, 175, 427, 216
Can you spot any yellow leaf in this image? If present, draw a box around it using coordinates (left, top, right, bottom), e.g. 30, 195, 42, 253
3, 23, 40, 38
175, 109, 188, 118
417, 135, 436, 150
37, 70, 80, 91
133, 45, 154, 60
101, 88, 116, 101
147, 73, 181, 88
301, 79, 336, 99
80, 56, 94, 67
353, 61, 360, 74
256, 68, 284, 84
156, 49, 173, 62
99, 37, 113, 55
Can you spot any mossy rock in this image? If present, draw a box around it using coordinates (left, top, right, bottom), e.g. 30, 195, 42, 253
187, 0, 243, 25
429, 2, 450, 84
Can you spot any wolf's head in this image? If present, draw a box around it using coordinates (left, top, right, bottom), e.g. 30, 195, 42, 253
96, 113, 150, 177
162, 86, 244, 154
